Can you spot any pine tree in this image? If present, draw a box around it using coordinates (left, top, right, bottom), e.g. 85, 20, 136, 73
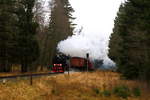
15, 0, 39, 72
0, 0, 40, 72
0, 0, 17, 72
109, 0, 150, 81
40, 0, 75, 66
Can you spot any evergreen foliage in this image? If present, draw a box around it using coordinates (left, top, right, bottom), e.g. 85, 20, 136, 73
0, 0, 39, 72
15, 0, 39, 72
41, 0, 75, 66
0, 0, 18, 72
0, 0, 75, 72
109, 0, 150, 81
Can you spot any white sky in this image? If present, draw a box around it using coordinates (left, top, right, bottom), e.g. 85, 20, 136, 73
70, 0, 124, 38
58, 0, 124, 66
44, 0, 124, 37
43, 0, 125, 66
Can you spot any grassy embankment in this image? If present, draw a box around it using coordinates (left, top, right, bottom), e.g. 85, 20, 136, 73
0, 71, 150, 100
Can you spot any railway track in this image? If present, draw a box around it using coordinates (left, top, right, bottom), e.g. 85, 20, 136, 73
0, 70, 78, 84
0, 72, 63, 80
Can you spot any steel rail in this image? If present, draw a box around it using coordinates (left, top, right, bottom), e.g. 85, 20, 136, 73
0, 72, 63, 80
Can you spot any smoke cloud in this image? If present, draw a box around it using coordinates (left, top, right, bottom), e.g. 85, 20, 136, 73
56, 0, 124, 67
57, 32, 115, 67
57, 34, 107, 60
42, 0, 124, 67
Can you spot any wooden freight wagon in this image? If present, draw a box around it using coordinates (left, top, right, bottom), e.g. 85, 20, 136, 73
70, 57, 94, 70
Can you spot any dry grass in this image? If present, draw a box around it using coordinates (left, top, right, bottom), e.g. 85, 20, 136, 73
0, 71, 51, 77
0, 71, 150, 100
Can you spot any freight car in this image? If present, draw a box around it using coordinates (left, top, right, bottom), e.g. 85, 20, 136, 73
70, 57, 94, 71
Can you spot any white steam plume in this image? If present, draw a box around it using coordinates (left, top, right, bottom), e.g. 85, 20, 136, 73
58, 34, 108, 60
57, 33, 115, 67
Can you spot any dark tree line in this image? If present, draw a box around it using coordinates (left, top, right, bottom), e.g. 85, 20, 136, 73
0, 0, 75, 72
109, 0, 150, 81
0, 0, 39, 72
37, 0, 75, 70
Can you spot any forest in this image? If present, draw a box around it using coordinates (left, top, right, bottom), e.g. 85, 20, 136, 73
109, 0, 150, 82
0, 0, 150, 83
0, 0, 75, 72
0, 0, 150, 99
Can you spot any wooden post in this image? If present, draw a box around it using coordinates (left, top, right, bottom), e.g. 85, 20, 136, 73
67, 55, 70, 76
30, 73, 33, 85
86, 53, 89, 72
86, 53, 89, 87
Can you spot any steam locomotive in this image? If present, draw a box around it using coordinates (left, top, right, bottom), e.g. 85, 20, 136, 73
51, 53, 94, 72
51, 53, 67, 73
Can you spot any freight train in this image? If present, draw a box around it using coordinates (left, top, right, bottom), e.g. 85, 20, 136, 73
51, 53, 94, 72
70, 57, 94, 71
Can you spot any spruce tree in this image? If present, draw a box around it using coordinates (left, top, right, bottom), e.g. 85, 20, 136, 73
109, 0, 150, 80
41, 0, 75, 66
15, 0, 39, 72
0, 0, 17, 72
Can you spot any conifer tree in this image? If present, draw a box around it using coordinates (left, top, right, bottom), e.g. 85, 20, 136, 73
16, 0, 39, 72
0, 0, 17, 72
41, 0, 75, 66
109, 0, 150, 81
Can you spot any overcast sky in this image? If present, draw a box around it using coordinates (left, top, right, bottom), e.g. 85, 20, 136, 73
44, 0, 124, 37
44, 0, 125, 66
70, 0, 124, 37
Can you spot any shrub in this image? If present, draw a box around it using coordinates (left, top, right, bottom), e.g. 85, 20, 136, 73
102, 90, 111, 97
113, 85, 130, 99
93, 88, 100, 95
51, 89, 56, 94
132, 87, 141, 97
51, 89, 59, 95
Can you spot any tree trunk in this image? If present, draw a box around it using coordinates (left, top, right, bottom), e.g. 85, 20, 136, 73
21, 57, 28, 72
